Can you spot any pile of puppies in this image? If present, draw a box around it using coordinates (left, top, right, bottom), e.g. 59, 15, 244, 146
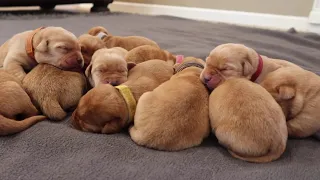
0, 25, 319, 164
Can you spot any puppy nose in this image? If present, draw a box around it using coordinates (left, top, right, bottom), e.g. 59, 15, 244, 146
110, 81, 119, 86
204, 76, 211, 83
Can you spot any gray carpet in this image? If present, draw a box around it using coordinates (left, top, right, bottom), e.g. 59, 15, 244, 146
0, 10, 320, 180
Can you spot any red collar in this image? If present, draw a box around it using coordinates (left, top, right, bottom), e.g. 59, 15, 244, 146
25, 27, 46, 61
250, 54, 263, 82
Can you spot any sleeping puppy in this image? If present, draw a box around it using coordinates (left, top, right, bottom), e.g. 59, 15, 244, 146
22, 64, 87, 121
71, 60, 174, 134
200, 43, 301, 90
0, 69, 46, 136
129, 57, 210, 151
0, 26, 84, 80
85, 47, 135, 87
209, 78, 287, 163
87, 26, 160, 51
260, 67, 320, 138
125, 45, 176, 65
78, 34, 106, 70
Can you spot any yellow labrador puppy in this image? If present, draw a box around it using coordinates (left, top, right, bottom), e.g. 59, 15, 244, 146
209, 78, 287, 163
129, 57, 210, 151
261, 67, 320, 138
0, 26, 84, 80
85, 47, 135, 87
0, 69, 46, 136
23, 64, 87, 121
200, 43, 301, 90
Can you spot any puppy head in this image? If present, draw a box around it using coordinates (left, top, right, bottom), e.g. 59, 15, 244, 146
33, 27, 84, 71
87, 26, 110, 36
71, 84, 129, 134
78, 34, 105, 68
85, 48, 136, 87
200, 43, 258, 90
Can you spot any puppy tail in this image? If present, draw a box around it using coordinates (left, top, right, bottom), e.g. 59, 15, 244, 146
0, 115, 46, 136
41, 100, 67, 121
228, 141, 286, 163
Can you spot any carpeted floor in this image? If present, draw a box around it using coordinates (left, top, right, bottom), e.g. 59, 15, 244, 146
0, 9, 320, 180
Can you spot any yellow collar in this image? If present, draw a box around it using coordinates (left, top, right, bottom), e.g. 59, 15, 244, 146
115, 85, 137, 123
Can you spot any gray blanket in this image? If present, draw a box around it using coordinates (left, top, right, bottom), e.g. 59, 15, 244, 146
0, 11, 320, 180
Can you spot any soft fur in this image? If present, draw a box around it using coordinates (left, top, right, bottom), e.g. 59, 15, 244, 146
78, 34, 106, 70
85, 47, 135, 87
0, 26, 84, 80
22, 64, 87, 121
200, 43, 301, 90
260, 67, 320, 138
72, 60, 174, 134
87, 26, 160, 51
125, 45, 176, 65
0, 69, 46, 136
129, 57, 210, 151
209, 78, 287, 163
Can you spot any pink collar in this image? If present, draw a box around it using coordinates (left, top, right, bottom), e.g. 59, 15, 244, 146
250, 54, 263, 82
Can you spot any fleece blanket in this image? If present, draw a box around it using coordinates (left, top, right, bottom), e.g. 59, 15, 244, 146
0, 10, 320, 180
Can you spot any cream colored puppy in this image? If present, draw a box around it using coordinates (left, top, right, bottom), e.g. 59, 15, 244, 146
209, 78, 287, 163
200, 43, 301, 90
129, 57, 210, 151
260, 67, 320, 138
85, 47, 135, 87
0, 26, 84, 80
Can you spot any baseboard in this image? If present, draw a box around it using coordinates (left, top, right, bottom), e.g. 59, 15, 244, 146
80, 2, 319, 34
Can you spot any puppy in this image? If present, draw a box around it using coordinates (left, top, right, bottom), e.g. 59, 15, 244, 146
129, 57, 210, 151
85, 47, 135, 87
0, 26, 84, 80
200, 43, 302, 90
22, 64, 87, 121
0, 69, 46, 136
72, 60, 174, 134
87, 26, 160, 51
260, 67, 320, 138
209, 78, 287, 163
125, 45, 176, 65
78, 34, 106, 70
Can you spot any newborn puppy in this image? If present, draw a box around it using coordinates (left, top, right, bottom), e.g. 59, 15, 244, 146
209, 78, 287, 163
0, 70, 46, 136
23, 64, 87, 121
125, 45, 176, 65
85, 47, 135, 87
200, 43, 301, 90
72, 60, 174, 134
260, 67, 320, 138
78, 34, 106, 70
87, 26, 160, 51
0, 26, 84, 80
129, 57, 210, 151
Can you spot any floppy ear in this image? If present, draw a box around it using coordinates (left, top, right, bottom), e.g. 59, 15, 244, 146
277, 86, 295, 100
36, 39, 49, 52
242, 61, 254, 77
127, 62, 136, 71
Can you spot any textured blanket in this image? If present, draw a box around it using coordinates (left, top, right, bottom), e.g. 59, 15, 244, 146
0, 11, 320, 180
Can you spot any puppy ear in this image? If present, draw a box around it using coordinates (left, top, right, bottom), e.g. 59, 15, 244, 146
127, 62, 136, 71
85, 63, 93, 83
36, 39, 49, 52
242, 61, 253, 77
277, 86, 295, 100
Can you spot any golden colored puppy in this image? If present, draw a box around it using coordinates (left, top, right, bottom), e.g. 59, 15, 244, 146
125, 45, 176, 65
85, 47, 136, 87
71, 60, 174, 134
200, 43, 301, 90
209, 78, 287, 163
0, 69, 46, 136
129, 57, 210, 151
78, 34, 106, 70
260, 67, 320, 138
87, 26, 160, 51
23, 64, 87, 121
0, 26, 84, 80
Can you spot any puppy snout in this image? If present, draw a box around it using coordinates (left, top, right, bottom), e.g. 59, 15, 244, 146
204, 76, 212, 83
110, 81, 120, 86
